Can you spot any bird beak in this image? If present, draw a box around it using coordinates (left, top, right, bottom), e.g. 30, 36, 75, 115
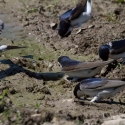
6, 46, 27, 50
58, 62, 62, 68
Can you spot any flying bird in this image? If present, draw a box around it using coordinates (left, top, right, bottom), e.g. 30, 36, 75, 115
99, 39, 125, 64
58, 0, 92, 38
58, 56, 114, 80
74, 78, 125, 102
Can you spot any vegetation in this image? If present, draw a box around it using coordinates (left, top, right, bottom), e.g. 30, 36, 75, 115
116, 0, 124, 3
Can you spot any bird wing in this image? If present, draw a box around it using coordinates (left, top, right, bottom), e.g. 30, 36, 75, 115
69, 0, 87, 21
80, 78, 125, 90
59, 9, 73, 21
80, 78, 107, 90
62, 59, 114, 71
110, 39, 125, 54
59, 0, 87, 21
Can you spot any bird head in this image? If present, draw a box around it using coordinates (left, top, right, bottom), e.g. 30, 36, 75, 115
58, 20, 72, 38
74, 83, 83, 98
58, 56, 71, 67
99, 45, 110, 61
58, 56, 81, 68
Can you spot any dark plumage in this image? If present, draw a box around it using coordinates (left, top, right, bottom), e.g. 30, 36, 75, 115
58, 0, 92, 38
0, 45, 27, 52
99, 45, 110, 61
74, 78, 125, 102
58, 56, 81, 67
99, 39, 125, 63
58, 20, 71, 37
0, 20, 4, 34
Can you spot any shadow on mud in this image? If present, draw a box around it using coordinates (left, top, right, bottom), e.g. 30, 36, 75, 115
74, 98, 125, 106
21, 55, 34, 59
0, 59, 64, 81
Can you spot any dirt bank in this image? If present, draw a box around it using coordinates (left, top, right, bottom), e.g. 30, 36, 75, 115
1, 0, 125, 125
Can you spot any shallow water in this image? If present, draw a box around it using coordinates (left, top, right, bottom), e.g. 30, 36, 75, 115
0, 2, 58, 62
0, 10, 24, 38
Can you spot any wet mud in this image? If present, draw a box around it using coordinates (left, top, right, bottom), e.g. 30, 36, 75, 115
1, 0, 125, 125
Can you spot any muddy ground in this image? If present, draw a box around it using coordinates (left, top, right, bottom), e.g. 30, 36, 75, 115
1, 0, 125, 125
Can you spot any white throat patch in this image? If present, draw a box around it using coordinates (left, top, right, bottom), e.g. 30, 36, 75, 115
107, 42, 112, 47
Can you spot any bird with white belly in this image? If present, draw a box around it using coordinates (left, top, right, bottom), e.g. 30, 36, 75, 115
99, 39, 125, 64
58, 56, 114, 81
58, 0, 92, 38
74, 78, 125, 102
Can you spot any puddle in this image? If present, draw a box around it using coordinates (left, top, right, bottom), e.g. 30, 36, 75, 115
0, 2, 60, 62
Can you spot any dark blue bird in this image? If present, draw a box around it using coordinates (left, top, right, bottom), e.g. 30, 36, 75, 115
0, 20, 4, 34
74, 78, 125, 102
58, 0, 92, 38
99, 39, 125, 64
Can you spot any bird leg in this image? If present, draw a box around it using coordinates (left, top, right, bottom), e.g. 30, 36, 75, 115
90, 86, 125, 103
90, 96, 99, 102
90, 90, 112, 102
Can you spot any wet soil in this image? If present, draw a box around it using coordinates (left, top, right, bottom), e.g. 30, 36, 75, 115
1, 0, 125, 125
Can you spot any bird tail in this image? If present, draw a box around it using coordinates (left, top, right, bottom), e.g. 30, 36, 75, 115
6, 46, 27, 50
121, 78, 125, 81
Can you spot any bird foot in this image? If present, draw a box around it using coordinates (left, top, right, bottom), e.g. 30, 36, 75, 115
90, 96, 100, 102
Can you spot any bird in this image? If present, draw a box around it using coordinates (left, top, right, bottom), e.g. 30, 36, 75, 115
58, 56, 114, 81
0, 20, 4, 34
0, 20, 26, 52
0, 45, 26, 52
99, 39, 125, 64
74, 78, 125, 102
58, 0, 92, 38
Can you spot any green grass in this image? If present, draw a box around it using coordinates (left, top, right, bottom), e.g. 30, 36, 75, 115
19, 0, 38, 14
0, 89, 7, 100
116, 0, 124, 3
117, 62, 122, 69
35, 102, 40, 108
106, 13, 117, 22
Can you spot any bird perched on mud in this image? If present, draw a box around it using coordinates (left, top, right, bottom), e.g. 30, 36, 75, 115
0, 20, 26, 52
0, 20, 4, 34
74, 78, 125, 102
99, 39, 125, 64
58, 0, 92, 38
58, 56, 114, 81
0, 45, 26, 52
